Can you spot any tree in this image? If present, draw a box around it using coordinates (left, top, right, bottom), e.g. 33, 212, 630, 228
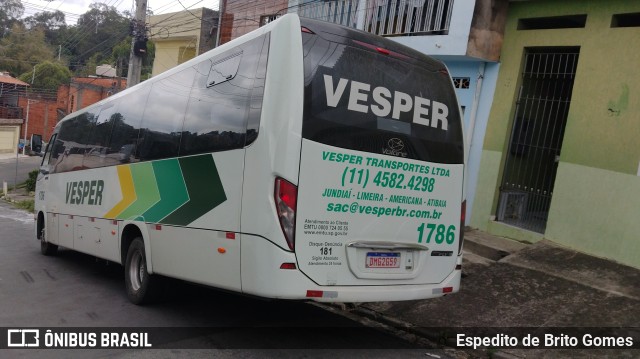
24, 10, 65, 30
0, 23, 55, 76
141, 40, 155, 80
64, 3, 130, 73
23, 10, 67, 45
0, 0, 24, 37
110, 37, 156, 80
17, 61, 72, 91
111, 37, 132, 77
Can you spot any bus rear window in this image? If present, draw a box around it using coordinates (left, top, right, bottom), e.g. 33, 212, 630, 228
301, 29, 463, 164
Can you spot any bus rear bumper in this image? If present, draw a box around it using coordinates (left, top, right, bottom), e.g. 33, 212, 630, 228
302, 270, 461, 303
241, 234, 461, 302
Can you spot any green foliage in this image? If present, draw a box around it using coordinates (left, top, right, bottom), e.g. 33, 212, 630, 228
18, 61, 72, 90
23, 10, 67, 45
1, 1, 156, 81
110, 37, 132, 77
24, 10, 65, 30
15, 199, 35, 213
0, 23, 55, 76
25, 169, 39, 192
0, 0, 24, 37
76, 53, 104, 77
142, 41, 156, 79
65, 3, 130, 75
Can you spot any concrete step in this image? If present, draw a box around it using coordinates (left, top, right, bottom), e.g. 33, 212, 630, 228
462, 228, 528, 261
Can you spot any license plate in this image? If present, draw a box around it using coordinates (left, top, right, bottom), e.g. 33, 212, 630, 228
366, 252, 400, 268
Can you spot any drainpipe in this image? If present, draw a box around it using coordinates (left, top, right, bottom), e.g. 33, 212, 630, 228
356, 0, 367, 30
215, 0, 225, 48
467, 62, 486, 152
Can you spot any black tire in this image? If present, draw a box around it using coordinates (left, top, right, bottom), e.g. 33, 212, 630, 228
124, 237, 157, 305
40, 226, 58, 256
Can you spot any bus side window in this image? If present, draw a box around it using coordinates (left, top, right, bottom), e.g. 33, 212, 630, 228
106, 85, 151, 164
138, 67, 195, 161
53, 111, 97, 173
84, 101, 120, 169
180, 34, 267, 156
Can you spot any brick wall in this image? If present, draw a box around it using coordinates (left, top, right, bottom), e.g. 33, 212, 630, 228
17, 96, 58, 141
62, 77, 127, 113
220, 0, 289, 44
17, 77, 127, 143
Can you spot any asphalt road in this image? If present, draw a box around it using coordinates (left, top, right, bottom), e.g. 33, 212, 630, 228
0, 156, 42, 188
0, 201, 457, 358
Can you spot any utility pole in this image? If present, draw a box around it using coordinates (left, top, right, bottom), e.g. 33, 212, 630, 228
22, 100, 36, 156
127, 0, 148, 87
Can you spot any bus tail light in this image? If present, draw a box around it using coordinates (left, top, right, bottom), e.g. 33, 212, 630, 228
458, 200, 466, 255
352, 40, 410, 60
306, 290, 337, 299
280, 263, 297, 270
275, 177, 297, 251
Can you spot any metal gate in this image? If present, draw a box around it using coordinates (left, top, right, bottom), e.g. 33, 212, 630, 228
497, 48, 579, 233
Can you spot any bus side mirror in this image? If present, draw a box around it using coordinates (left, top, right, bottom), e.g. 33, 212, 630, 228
31, 134, 43, 155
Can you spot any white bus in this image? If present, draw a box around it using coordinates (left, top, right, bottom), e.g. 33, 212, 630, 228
35, 14, 466, 304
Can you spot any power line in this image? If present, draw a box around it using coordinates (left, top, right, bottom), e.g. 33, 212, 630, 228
150, 0, 204, 28
59, 0, 127, 50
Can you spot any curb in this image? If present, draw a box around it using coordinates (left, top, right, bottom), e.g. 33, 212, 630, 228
462, 240, 511, 261
350, 305, 466, 348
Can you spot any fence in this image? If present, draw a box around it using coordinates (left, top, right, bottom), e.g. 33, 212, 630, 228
0, 106, 23, 120
297, 0, 454, 36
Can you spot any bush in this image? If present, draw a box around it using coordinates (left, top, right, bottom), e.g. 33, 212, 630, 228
25, 170, 39, 192
16, 199, 35, 213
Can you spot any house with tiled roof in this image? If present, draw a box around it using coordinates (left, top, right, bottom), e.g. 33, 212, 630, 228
0, 72, 28, 154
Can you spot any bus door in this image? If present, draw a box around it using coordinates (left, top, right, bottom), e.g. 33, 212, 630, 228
36, 133, 60, 245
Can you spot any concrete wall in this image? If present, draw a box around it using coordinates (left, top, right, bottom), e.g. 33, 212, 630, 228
152, 39, 199, 75
466, 0, 508, 61
150, 8, 218, 76
471, 0, 640, 268
0, 124, 21, 154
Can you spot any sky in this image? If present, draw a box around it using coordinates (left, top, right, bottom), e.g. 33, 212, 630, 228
21, 0, 220, 25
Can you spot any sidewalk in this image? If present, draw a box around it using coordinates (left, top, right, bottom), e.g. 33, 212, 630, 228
1, 186, 34, 203
352, 229, 640, 357
0, 152, 30, 162
0, 153, 39, 204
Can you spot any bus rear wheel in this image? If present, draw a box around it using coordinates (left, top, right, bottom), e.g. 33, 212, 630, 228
125, 237, 157, 305
40, 226, 58, 256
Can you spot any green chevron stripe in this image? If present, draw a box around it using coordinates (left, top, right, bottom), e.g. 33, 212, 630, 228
141, 159, 189, 223
117, 162, 160, 220
160, 155, 227, 226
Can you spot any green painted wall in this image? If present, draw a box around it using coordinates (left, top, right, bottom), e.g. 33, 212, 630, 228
470, 150, 500, 230
472, 0, 640, 268
546, 162, 640, 268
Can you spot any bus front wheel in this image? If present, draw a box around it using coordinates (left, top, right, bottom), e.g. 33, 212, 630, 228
125, 238, 157, 305
40, 226, 58, 256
